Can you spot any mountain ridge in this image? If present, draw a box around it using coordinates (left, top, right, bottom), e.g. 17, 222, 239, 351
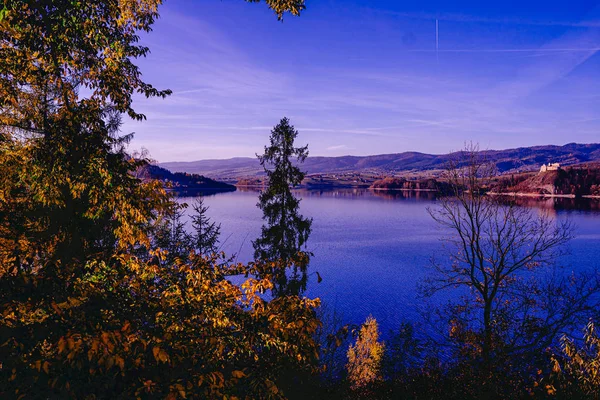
160, 143, 600, 181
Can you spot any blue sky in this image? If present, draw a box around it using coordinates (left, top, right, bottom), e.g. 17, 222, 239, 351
122, 0, 600, 162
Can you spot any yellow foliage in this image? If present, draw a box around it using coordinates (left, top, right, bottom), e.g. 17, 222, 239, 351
346, 315, 385, 390
551, 321, 600, 397
0, 1, 320, 398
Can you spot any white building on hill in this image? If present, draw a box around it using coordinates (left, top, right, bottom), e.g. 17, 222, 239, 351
539, 163, 560, 173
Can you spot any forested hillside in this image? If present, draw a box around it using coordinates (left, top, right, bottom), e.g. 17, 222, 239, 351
140, 164, 236, 192
161, 143, 600, 179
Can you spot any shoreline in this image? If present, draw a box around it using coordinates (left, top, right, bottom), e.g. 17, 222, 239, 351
234, 185, 600, 199
489, 192, 600, 200
369, 188, 438, 192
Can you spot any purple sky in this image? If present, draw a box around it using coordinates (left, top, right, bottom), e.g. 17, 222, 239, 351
122, 0, 600, 162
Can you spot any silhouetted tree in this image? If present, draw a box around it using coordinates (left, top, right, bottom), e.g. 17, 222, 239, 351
151, 197, 221, 262
190, 198, 221, 256
152, 204, 191, 265
425, 144, 600, 375
253, 117, 312, 296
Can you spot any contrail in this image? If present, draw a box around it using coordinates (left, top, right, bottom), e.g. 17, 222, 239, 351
412, 47, 600, 53
436, 19, 439, 65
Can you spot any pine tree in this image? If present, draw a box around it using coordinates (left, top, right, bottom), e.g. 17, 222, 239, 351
190, 198, 221, 256
253, 117, 312, 296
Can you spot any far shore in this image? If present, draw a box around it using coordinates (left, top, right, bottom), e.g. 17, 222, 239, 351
235, 184, 438, 191
234, 185, 600, 199
488, 192, 600, 200
368, 188, 437, 192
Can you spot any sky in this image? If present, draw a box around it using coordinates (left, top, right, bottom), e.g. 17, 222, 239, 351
121, 0, 600, 162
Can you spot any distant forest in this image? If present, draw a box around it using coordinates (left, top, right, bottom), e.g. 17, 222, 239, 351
142, 164, 236, 192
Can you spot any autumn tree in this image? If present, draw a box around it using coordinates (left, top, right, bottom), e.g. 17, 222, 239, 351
0, 1, 323, 398
425, 145, 600, 376
253, 117, 313, 296
543, 320, 600, 398
346, 316, 385, 391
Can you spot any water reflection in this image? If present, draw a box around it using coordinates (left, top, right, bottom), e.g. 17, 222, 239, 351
170, 187, 235, 198
235, 188, 600, 211
509, 196, 600, 213
369, 190, 438, 201
238, 187, 439, 201
176, 188, 600, 336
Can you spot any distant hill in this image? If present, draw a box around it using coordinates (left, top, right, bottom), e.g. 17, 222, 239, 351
160, 143, 600, 181
140, 164, 236, 192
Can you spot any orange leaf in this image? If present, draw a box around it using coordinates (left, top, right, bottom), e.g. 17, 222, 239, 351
158, 349, 169, 363
57, 338, 66, 354
232, 370, 246, 379
116, 356, 125, 370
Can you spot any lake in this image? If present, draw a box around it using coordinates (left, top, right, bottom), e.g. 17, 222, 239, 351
178, 189, 600, 336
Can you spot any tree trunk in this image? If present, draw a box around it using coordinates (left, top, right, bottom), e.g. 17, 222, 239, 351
483, 300, 492, 366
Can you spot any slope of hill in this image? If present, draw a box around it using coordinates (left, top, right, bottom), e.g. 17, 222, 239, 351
493, 164, 600, 197
140, 164, 236, 192
160, 143, 600, 181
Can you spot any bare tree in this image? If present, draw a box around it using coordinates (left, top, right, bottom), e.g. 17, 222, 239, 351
425, 144, 599, 367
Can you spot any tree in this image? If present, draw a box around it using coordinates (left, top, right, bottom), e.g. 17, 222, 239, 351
547, 321, 600, 398
346, 316, 385, 391
425, 144, 599, 372
0, 0, 304, 129
0, 0, 173, 268
383, 322, 423, 379
253, 117, 313, 296
190, 198, 221, 256
248, 0, 306, 19
0, 1, 323, 398
537, 319, 600, 399
151, 202, 192, 264
151, 198, 221, 264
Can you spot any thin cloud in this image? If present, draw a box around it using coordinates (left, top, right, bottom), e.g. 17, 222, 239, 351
370, 8, 600, 28
496, 27, 600, 100
326, 144, 349, 151
300, 127, 392, 137
125, 3, 600, 162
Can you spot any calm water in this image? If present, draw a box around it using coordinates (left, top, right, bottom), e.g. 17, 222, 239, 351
178, 189, 600, 335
